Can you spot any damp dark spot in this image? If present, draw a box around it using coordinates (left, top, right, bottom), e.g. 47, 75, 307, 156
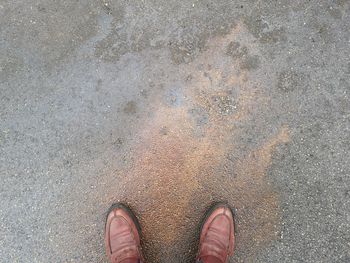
240, 55, 261, 71
259, 28, 286, 44
277, 70, 299, 92
244, 15, 286, 44
96, 79, 103, 91
188, 107, 209, 126
226, 42, 248, 59
123, 101, 137, 114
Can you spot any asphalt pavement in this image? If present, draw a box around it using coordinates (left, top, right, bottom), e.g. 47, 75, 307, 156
1, 1, 349, 262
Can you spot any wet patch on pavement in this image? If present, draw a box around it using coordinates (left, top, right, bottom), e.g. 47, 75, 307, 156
106, 26, 290, 262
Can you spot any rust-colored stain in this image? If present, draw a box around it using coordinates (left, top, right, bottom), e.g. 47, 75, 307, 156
113, 25, 290, 262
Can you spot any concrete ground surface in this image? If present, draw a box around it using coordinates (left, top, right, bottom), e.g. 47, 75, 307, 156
1, 0, 349, 262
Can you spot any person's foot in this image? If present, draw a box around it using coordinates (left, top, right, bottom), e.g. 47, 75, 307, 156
196, 203, 235, 263
105, 203, 144, 263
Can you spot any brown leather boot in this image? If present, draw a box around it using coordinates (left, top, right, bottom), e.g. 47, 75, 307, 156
196, 203, 235, 263
105, 203, 144, 263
